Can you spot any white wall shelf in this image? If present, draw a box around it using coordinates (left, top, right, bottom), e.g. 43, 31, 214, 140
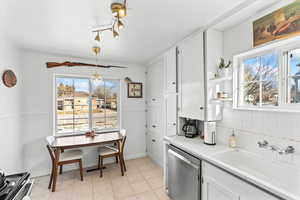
209, 76, 232, 83
210, 98, 233, 102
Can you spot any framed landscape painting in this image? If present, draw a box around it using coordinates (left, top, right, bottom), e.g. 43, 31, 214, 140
253, 0, 300, 47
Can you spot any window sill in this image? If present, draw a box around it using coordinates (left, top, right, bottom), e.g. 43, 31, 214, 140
54, 129, 119, 137
233, 106, 300, 113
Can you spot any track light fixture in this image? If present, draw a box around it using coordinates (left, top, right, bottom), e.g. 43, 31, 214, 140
117, 19, 124, 30
111, 0, 127, 18
94, 31, 101, 41
113, 29, 119, 38
92, 0, 128, 54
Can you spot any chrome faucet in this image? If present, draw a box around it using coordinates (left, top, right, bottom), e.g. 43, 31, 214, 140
257, 140, 269, 148
284, 146, 295, 154
269, 145, 284, 154
269, 145, 295, 155
258, 140, 295, 155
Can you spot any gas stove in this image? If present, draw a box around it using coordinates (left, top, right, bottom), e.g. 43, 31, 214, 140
0, 172, 33, 200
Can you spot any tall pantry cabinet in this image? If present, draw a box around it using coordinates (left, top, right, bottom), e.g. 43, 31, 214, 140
146, 57, 164, 166
146, 47, 177, 166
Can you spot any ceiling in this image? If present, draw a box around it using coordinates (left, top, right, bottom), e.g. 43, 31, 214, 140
1, 0, 281, 64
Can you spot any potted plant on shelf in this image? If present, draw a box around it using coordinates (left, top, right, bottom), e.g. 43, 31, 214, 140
218, 58, 232, 78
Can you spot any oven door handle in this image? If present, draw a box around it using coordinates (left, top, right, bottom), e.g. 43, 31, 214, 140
13, 179, 34, 200
168, 149, 199, 169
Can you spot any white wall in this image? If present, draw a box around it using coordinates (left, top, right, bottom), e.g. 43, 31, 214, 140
0, 37, 23, 174
218, 2, 300, 167
20, 50, 147, 177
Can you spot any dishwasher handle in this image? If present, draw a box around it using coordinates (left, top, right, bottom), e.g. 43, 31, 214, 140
168, 149, 200, 170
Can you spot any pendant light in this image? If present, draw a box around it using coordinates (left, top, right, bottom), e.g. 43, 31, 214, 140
111, 0, 127, 18
92, 46, 102, 82
117, 19, 124, 30
94, 31, 101, 42
113, 29, 119, 38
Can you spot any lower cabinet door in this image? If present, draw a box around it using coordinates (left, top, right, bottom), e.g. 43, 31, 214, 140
202, 176, 240, 200
202, 162, 280, 200
151, 133, 163, 166
146, 131, 163, 166
146, 132, 152, 159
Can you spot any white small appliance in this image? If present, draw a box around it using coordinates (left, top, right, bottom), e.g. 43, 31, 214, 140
203, 121, 216, 145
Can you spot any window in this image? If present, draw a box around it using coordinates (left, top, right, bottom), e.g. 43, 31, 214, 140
234, 38, 300, 111
55, 76, 120, 134
287, 49, 300, 104
239, 52, 279, 107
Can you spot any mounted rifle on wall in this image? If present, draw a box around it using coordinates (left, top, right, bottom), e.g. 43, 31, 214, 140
46, 61, 127, 69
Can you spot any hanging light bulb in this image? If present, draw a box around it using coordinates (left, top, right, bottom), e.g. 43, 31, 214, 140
113, 29, 119, 38
92, 46, 102, 83
94, 31, 101, 42
118, 6, 126, 18
117, 19, 124, 30
92, 46, 101, 55
111, 0, 126, 18
93, 73, 102, 82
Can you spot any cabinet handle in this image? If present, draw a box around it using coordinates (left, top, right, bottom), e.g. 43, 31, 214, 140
152, 125, 156, 128
200, 107, 204, 110
152, 139, 156, 142
172, 123, 176, 126
172, 82, 176, 85
152, 98, 156, 101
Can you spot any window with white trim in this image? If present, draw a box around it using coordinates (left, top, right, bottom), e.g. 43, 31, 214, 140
287, 49, 300, 104
55, 76, 120, 134
238, 52, 279, 107
234, 39, 300, 111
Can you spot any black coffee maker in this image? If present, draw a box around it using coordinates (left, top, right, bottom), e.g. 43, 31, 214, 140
182, 119, 198, 138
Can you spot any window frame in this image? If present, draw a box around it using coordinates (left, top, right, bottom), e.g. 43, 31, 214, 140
53, 74, 121, 136
233, 35, 300, 112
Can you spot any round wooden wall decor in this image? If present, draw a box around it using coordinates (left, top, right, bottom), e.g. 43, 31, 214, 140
2, 70, 17, 88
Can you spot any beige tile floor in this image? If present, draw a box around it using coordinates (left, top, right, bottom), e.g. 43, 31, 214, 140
31, 157, 171, 200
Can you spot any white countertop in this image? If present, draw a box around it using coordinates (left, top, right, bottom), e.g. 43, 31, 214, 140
164, 135, 300, 200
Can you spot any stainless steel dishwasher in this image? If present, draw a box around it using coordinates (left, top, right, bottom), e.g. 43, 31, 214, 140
167, 145, 201, 200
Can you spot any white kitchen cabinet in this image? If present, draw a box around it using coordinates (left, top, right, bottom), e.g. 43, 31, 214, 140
165, 93, 177, 136
202, 162, 280, 200
147, 107, 162, 132
178, 31, 205, 120
152, 132, 163, 165
202, 176, 240, 200
146, 56, 165, 166
176, 29, 225, 121
146, 131, 163, 166
146, 132, 152, 158
164, 47, 177, 94
146, 57, 164, 106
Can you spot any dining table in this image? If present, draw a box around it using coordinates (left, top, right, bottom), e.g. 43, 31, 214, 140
47, 131, 123, 192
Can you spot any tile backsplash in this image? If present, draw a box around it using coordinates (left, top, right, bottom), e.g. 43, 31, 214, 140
217, 107, 300, 168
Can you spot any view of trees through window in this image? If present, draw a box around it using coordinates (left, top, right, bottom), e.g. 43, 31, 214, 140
241, 52, 279, 107
91, 80, 119, 130
56, 77, 119, 134
288, 49, 300, 103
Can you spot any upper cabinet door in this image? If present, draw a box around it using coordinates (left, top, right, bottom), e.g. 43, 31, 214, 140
147, 58, 164, 106
164, 47, 177, 94
178, 32, 205, 120
165, 94, 177, 136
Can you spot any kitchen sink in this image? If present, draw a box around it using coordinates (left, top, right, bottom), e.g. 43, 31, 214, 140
212, 149, 300, 198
